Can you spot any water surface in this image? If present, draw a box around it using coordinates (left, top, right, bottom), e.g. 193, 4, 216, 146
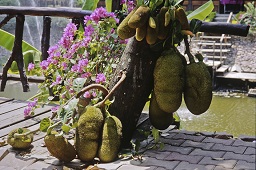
177, 94, 256, 137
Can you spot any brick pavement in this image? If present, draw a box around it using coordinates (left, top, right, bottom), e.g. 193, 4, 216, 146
97, 129, 256, 170
1, 128, 255, 170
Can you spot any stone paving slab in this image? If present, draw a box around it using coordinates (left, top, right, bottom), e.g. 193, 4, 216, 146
1, 129, 255, 169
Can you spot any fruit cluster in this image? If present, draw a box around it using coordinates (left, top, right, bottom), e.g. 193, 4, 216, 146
117, 4, 193, 45
151, 49, 212, 130
43, 106, 122, 163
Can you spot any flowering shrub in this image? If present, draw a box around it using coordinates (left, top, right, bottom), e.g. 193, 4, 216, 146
239, 2, 256, 34
25, 7, 127, 118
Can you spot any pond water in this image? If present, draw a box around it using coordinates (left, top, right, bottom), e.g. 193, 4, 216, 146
177, 94, 256, 137
0, 82, 255, 137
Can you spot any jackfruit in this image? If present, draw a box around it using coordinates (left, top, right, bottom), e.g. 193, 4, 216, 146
7, 128, 33, 149
153, 48, 184, 113
149, 92, 174, 130
184, 60, 212, 115
146, 24, 158, 45
157, 6, 170, 40
117, 8, 137, 40
175, 7, 190, 30
98, 113, 122, 162
128, 5, 150, 28
76, 106, 104, 162
44, 133, 76, 162
135, 23, 147, 41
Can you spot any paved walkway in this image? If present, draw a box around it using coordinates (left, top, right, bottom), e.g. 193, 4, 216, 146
0, 97, 255, 170
1, 129, 255, 170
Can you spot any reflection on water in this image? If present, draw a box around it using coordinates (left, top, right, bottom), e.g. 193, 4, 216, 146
178, 94, 256, 137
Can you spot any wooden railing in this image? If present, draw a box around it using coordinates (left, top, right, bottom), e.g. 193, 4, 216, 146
0, 6, 93, 92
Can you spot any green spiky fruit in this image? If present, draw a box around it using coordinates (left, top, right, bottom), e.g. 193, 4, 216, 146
184, 61, 212, 115
44, 133, 76, 162
98, 114, 122, 162
76, 106, 104, 162
7, 128, 33, 149
153, 49, 184, 113
117, 8, 137, 39
149, 92, 174, 130
128, 5, 150, 28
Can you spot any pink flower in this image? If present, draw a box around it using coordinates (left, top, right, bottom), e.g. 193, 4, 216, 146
40, 60, 49, 70
83, 91, 91, 98
51, 105, 60, 112
28, 63, 35, 71
95, 73, 106, 84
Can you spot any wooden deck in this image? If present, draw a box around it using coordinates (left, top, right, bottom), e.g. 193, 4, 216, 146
0, 97, 62, 169
217, 72, 256, 81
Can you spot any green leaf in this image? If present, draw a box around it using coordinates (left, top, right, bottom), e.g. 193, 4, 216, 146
152, 127, 160, 143
40, 118, 51, 132
0, 29, 40, 52
61, 124, 71, 133
82, 0, 99, 10
190, 19, 202, 34
187, 0, 214, 21
73, 78, 86, 92
106, 0, 112, 12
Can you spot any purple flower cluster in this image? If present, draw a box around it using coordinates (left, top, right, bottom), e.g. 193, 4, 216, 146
28, 63, 35, 71
120, 0, 136, 12
95, 73, 106, 84
24, 98, 38, 118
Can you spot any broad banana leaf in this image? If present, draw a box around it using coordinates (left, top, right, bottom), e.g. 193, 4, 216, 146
82, 0, 99, 10
106, 0, 112, 12
187, 0, 214, 21
0, 29, 40, 53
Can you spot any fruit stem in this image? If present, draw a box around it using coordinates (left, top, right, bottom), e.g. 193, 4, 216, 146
184, 35, 195, 63
94, 70, 126, 108
14, 128, 39, 139
76, 84, 109, 99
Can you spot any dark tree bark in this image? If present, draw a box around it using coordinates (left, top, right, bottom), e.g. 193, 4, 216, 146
108, 37, 161, 148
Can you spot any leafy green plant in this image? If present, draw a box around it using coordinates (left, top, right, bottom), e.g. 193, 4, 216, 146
239, 1, 256, 34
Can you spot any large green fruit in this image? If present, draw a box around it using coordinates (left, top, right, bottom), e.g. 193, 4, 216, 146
44, 133, 76, 162
153, 49, 184, 113
98, 114, 122, 162
76, 106, 104, 162
184, 61, 212, 115
149, 92, 174, 130
7, 128, 33, 149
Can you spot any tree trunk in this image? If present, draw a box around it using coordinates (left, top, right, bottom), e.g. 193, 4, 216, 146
109, 37, 161, 148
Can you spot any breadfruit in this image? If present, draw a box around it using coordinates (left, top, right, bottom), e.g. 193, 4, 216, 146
175, 7, 190, 30
7, 128, 33, 149
76, 106, 104, 162
117, 8, 137, 40
98, 114, 122, 162
149, 92, 174, 130
128, 5, 150, 29
157, 6, 171, 40
44, 133, 76, 162
184, 60, 212, 115
153, 49, 184, 113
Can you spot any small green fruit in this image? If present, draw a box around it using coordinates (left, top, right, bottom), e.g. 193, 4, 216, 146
7, 128, 33, 149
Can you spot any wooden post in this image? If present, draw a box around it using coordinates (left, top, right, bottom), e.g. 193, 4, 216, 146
41, 16, 51, 61
1, 14, 29, 92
